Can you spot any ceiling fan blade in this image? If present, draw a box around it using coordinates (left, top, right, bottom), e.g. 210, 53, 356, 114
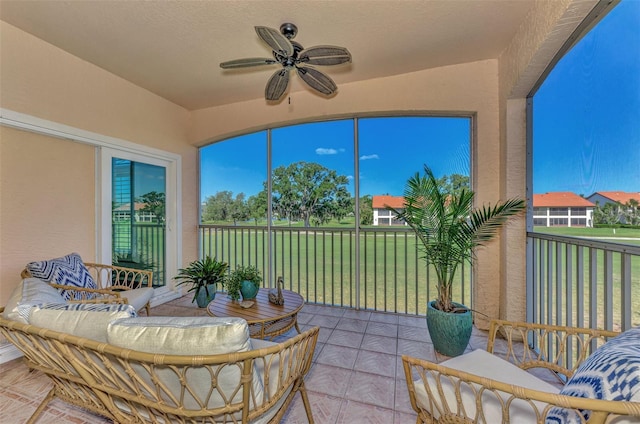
265, 68, 291, 101
298, 46, 352, 66
220, 58, 277, 69
255, 26, 294, 56
296, 66, 337, 95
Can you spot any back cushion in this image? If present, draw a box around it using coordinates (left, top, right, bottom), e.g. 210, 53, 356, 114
2, 278, 66, 323
26, 252, 98, 300
29, 303, 137, 342
107, 316, 264, 411
545, 327, 640, 424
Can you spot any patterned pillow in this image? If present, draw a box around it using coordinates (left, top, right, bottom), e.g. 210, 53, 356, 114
545, 327, 640, 423
26, 253, 98, 300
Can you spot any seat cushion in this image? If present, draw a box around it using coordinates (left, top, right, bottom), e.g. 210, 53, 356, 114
118, 287, 154, 312
413, 349, 560, 423
2, 278, 66, 323
29, 302, 137, 342
26, 253, 98, 300
107, 316, 264, 412
545, 327, 640, 424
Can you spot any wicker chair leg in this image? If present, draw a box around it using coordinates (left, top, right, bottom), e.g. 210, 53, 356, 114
144, 303, 151, 316
298, 380, 314, 423
27, 387, 56, 424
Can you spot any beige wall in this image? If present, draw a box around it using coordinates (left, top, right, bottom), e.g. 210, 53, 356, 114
0, 21, 198, 305
0, 127, 96, 302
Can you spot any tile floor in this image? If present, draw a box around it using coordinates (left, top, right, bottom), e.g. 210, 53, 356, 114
0, 295, 493, 424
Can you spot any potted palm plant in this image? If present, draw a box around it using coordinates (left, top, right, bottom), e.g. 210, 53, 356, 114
227, 265, 262, 301
389, 165, 525, 356
174, 256, 228, 308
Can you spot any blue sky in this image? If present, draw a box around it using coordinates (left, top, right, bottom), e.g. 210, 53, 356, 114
201, 0, 639, 202
533, 0, 639, 195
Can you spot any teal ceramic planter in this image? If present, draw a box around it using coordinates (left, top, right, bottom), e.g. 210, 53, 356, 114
195, 284, 217, 308
240, 280, 259, 300
426, 300, 472, 357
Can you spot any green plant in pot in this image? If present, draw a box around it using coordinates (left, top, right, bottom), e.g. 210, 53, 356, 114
389, 165, 525, 357
174, 256, 228, 308
227, 265, 262, 301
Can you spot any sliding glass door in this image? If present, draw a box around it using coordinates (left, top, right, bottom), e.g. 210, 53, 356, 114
100, 147, 180, 295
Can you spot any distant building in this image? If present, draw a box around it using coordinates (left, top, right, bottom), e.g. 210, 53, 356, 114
113, 202, 156, 222
586, 191, 640, 224
372, 195, 406, 226
533, 192, 595, 227
586, 191, 640, 206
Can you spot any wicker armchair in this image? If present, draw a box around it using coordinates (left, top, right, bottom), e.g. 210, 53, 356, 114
0, 307, 319, 424
22, 262, 153, 315
403, 320, 640, 423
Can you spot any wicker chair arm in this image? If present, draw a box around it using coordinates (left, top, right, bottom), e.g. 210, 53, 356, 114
83, 262, 153, 291
487, 320, 619, 378
402, 354, 640, 424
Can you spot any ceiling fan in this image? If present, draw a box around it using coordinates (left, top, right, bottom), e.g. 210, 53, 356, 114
220, 23, 352, 101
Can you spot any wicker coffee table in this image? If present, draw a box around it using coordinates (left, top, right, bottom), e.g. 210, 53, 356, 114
207, 288, 304, 339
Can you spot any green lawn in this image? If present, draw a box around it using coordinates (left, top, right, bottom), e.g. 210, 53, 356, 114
200, 227, 472, 316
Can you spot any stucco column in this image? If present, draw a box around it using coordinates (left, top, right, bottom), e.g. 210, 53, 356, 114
501, 98, 528, 323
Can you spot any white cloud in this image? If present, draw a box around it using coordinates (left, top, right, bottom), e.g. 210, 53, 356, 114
360, 154, 379, 160
346, 175, 354, 180
316, 148, 338, 155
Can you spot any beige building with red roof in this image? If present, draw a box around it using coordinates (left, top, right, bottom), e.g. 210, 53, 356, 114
372, 195, 406, 226
533, 192, 595, 227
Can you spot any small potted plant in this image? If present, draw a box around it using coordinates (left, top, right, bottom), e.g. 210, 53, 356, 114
389, 165, 525, 356
174, 256, 228, 307
227, 265, 262, 301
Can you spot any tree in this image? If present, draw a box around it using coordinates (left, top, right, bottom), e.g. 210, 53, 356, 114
230, 193, 250, 225
247, 191, 268, 225
202, 191, 248, 223
593, 201, 623, 225
623, 199, 639, 226
271, 161, 351, 227
437, 174, 470, 196
138, 191, 165, 223
359, 195, 373, 225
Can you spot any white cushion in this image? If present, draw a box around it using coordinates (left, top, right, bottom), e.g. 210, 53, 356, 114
414, 349, 560, 423
29, 303, 137, 342
2, 278, 66, 323
118, 287, 154, 312
107, 316, 264, 412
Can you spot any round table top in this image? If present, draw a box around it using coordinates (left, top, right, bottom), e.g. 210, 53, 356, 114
207, 288, 304, 325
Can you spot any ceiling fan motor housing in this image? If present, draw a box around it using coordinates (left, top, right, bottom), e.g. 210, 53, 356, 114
279, 23, 298, 39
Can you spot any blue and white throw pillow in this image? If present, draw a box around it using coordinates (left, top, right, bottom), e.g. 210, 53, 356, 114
545, 327, 640, 423
26, 253, 98, 300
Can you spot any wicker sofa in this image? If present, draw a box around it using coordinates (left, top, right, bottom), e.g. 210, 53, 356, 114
403, 320, 640, 423
0, 279, 319, 423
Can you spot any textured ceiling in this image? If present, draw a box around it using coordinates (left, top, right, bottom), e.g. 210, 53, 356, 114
0, 0, 537, 110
